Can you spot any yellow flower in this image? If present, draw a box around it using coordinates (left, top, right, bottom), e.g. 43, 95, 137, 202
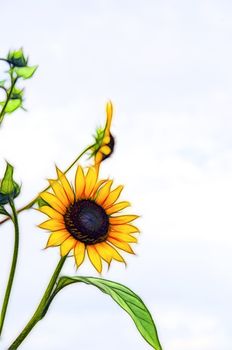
38, 166, 139, 273
92, 101, 115, 174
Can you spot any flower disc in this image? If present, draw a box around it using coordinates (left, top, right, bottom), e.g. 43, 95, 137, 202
64, 199, 109, 244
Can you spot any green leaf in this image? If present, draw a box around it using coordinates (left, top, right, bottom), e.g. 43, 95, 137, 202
14, 65, 38, 79
0, 80, 6, 87
45, 277, 162, 350
0, 99, 22, 113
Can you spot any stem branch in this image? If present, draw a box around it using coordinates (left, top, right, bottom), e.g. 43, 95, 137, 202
0, 144, 94, 225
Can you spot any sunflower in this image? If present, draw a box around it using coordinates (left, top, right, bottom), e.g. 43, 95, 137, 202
91, 101, 115, 173
38, 166, 139, 273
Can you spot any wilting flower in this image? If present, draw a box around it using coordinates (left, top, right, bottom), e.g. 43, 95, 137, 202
91, 101, 115, 173
38, 166, 139, 272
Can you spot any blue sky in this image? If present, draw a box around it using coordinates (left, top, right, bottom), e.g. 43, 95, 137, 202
0, 1, 232, 349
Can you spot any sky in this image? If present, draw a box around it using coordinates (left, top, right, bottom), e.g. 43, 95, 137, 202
0, 0, 232, 349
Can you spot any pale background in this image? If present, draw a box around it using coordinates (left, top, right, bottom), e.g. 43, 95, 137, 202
0, 1, 232, 349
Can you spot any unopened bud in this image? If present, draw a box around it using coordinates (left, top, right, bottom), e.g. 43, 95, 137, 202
0, 163, 20, 205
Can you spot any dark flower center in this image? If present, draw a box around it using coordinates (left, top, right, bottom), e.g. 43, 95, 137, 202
64, 199, 109, 245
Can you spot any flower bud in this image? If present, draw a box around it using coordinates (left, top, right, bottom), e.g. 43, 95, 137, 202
91, 101, 115, 169
0, 163, 20, 205
7, 48, 28, 67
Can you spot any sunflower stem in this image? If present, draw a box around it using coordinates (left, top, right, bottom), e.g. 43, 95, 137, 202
0, 73, 18, 125
0, 144, 95, 226
0, 199, 19, 336
8, 256, 66, 349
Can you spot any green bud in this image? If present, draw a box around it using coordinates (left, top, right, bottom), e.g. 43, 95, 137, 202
10, 87, 24, 101
7, 48, 28, 67
0, 163, 20, 205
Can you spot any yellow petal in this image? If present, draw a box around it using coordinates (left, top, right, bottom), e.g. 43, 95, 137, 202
103, 185, 124, 208
60, 237, 77, 256
56, 167, 74, 203
109, 215, 139, 225
93, 161, 101, 178
110, 224, 140, 234
49, 179, 69, 206
103, 135, 110, 144
75, 166, 85, 199
46, 230, 70, 247
39, 206, 64, 221
95, 152, 103, 165
40, 192, 66, 214
107, 237, 134, 254
96, 180, 113, 205
94, 243, 112, 264
105, 100, 113, 136
91, 179, 107, 198
95, 242, 125, 263
106, 201, 130, 215
87, 245, 102, 273
109, 231, 138, 243
100, 145, 111, 156
85, 167, 97, 197
74, 241, 85, 267
39, 219, 65, 231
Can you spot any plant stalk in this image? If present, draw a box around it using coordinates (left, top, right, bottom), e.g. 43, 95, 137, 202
0, 75, 18, 124
0, 199, 19, 336
8, 256, 66, 349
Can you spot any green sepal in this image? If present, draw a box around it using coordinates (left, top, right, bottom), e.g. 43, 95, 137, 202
1, 163, 15, 194
10, 87, 24, 101
14, 65, 38, 79
90, 127, 105, 157
0, 163, 20, 205
0, 205, 10, 216
0, 99, 22, 113
0, 194, 10, 205
37, 196, 49, 208
7, 48, 28, 67
43, 276, 163, 350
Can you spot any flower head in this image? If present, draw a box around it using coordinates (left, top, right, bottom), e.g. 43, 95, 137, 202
91, 101, 115, 173
38, 166, 139, 273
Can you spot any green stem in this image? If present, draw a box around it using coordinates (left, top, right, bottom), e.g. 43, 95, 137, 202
0, 75, 18, 124
0, 199, 19, 336
8, 256, 66, 350
0, 143, 94, 226
0, 58, 11, 64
